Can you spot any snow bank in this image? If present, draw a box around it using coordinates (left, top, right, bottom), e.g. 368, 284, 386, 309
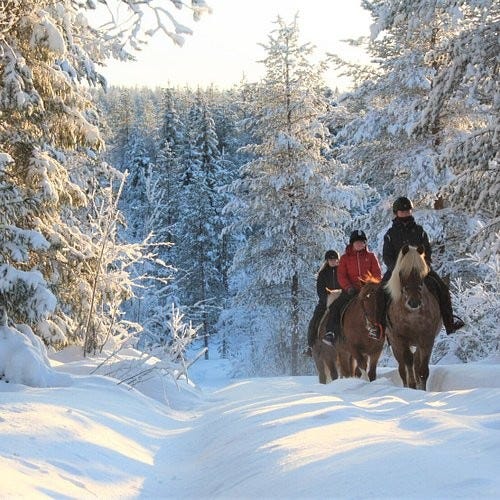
0, 323, 72, 387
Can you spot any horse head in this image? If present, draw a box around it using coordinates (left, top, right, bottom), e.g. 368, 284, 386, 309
386, 245, 429, 308
400, 268, 424, 310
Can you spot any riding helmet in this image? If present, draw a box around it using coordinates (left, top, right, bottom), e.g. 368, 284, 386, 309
324, 249, 339, 260
393, 196, 413, 213
349, 230, 367, 244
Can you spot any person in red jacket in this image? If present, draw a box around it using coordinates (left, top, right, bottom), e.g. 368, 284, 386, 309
323, 230, 382, 345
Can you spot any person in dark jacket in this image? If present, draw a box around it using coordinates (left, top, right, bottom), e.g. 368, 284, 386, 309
323, 230, 382, 346
376, 196, 464, 334
304, 250, 340, 356
382, 197, 432, 281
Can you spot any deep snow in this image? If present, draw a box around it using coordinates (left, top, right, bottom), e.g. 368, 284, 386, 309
0, 343, 499, 499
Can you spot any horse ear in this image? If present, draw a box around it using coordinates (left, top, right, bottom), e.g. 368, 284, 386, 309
401, 245, 410, 256
416, 245, 425, 255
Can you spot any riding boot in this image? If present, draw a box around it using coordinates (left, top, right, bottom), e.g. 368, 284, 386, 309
322, 293, 347, 345
426, 271, 464, 335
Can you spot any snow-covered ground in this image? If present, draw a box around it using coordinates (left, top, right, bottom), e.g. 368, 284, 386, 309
1, 341, 499, 499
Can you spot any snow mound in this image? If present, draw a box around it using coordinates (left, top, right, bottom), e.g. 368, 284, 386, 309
0, 323, 72, 387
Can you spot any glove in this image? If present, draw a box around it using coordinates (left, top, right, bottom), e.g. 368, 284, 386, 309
346, 287, 357, 296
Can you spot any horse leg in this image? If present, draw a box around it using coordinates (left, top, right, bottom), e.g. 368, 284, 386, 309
330, 354, 339, 381
367, 350, 382, 382
405, 347, 417, 389
391, 339, 414, 388
323, 357, 338, 384
337, 350, 351, 378
414, 348, 431, 390
318, 364, 327, 384
312, 349, 327, 384
351, 350, 369, 381
313, 344, 339, 384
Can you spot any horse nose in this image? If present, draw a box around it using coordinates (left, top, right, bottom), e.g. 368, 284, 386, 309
407, 298, 421, 309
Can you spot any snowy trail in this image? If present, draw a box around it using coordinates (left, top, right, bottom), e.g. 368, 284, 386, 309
143, 368, 500, 499
1, 359, 499, 499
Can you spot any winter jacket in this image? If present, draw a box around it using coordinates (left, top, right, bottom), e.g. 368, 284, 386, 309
337, 245, 382, 292
383, 216, 432, 273
316, 264, 341, 304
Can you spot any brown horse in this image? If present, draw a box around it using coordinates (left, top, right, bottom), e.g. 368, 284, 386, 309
313, 280, 384, 383
335, 277, 385, 382
385, 245, 442, 390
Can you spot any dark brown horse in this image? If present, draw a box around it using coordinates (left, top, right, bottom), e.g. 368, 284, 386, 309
313, 280, 384, 382
385, 245, 442, 390
335, 277, 385, 382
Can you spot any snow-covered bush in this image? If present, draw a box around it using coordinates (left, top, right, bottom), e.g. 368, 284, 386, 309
433, 254, 499, 363
0, 314, 71, 387
93, 304, 200, 393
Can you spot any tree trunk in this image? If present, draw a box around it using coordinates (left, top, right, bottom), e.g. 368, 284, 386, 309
199, 239, 209, 360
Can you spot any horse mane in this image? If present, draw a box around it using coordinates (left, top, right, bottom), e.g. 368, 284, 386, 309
361, 272, 381, 285
385, 245, 429, 301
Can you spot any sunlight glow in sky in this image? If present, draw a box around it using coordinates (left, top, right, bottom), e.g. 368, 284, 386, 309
100, 0, 373, 90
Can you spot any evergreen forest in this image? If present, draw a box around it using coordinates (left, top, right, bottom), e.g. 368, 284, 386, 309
0, 0, 498, 380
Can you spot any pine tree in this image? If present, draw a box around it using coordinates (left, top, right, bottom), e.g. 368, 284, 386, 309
175, 95, 227, 357
373, 0, 499, 258
0, 0, 210, 348
223, 17, 366, 375
331, 1, 498, 271
0, 0, 103, 338
156, 88, 185, 244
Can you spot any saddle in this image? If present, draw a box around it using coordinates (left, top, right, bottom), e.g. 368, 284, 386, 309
338, 295, 357, 338
339, 296, 355, 326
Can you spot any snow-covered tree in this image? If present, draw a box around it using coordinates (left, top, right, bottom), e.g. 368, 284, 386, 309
156, 88, 186, 245
0, 0, 103, 339
175, 95, 228, 357
0, 0, 211, 351
329, 0, 498, 360
329, 1, 498, 264
368, 0, 499, 259
223, 17, 369, 375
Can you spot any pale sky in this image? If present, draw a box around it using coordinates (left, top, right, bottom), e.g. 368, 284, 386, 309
100, 0, 373, 90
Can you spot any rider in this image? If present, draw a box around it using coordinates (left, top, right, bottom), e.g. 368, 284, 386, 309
323, 230, 382, 346
304, 250, 340, 356
376, 196, 465, 334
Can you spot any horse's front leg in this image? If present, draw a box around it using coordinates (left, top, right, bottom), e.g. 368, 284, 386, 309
391, 337, 414, 388
367, 351, 382, 382
337, 349, 352, 378
405, 346, 417, 389
351, 350, 370, 381
414, 347, 431, 390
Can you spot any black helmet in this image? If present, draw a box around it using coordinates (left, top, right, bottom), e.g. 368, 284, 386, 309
349, 230, 367, 244
324, 249, 339, 260
393, 196, 413, 213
